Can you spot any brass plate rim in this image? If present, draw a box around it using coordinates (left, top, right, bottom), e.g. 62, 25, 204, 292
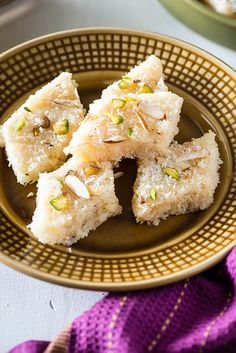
0, 242, 234, 291
0, 28, 235, 290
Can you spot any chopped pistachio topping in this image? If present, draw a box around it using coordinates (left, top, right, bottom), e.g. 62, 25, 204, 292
118, 76, 136, 90
84, 165, 100, 176
53, 119, 69, 135
50, 195, 68, 210
110, 115, 124, 125
125, 96, 138, 104
33, 126, 40, 137
150, 187, 157, 200
138, 85, 153, 94
16, 118, 26, 131
58, 179, 65, 187
24, 106, 32, 113
127, 127, 133, 137
111, 98, 126, 108
162, 167, 180, 180
118, 80, 130, 89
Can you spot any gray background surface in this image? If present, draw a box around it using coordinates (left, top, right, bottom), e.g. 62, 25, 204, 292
0, 0, 235, 351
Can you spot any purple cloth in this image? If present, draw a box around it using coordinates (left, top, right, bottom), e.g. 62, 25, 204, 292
9, 247, 236, 353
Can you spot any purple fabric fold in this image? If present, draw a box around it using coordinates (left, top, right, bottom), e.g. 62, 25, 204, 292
9, 247, 236, 353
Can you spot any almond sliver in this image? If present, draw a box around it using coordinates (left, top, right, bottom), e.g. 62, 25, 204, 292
103, 136, 126, 143
65, 174, 90, 199
138, 101, 164, 120
134, 110, 149, 132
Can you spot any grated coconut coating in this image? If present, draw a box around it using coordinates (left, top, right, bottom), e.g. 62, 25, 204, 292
2, 72, 84, 184
132, 131, 221, 225
29, 158, 122, 245
65, 55, 183, 162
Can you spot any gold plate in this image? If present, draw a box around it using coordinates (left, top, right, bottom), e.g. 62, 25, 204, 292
0, 28, 235, 291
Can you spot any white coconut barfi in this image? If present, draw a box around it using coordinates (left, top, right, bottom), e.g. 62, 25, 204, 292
2, 72, 84, 184
29, 158, 122, 245
132, 131, 221, 225
65, 56, 183, 162
101, 54, 168, 99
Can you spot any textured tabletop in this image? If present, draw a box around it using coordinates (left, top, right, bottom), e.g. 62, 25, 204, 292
0, 0, 235, 351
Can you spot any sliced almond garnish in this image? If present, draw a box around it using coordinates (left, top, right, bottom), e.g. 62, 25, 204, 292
103, 136, 126, 143
65, 174, 90, 199
134, 110, 149, 133
51, 99, 81, 109
138, 101, 165, 120
177, 152, 210, 162
114, 171, 124, 179
26, 192, 34, 198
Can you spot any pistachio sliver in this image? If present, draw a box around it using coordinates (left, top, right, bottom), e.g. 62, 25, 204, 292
125, 96, 138, 104
110, 115, 124, 125
58, 179, 65, 187
162, 167, 180, 181
118, 76, 136, 90
127, 127, 133, 137
138, 85, 154, 93
53, 119, 69, 135
50, 195, 68, 210
150, 187, 157, 200
140, 196, 146, 204
24, 106, 32, 113
112, 98, 126, 108
16, 118, 26, 131
65, 174, 90, 199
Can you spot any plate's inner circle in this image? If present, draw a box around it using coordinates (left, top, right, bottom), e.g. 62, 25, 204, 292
0, 72, 228, 256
